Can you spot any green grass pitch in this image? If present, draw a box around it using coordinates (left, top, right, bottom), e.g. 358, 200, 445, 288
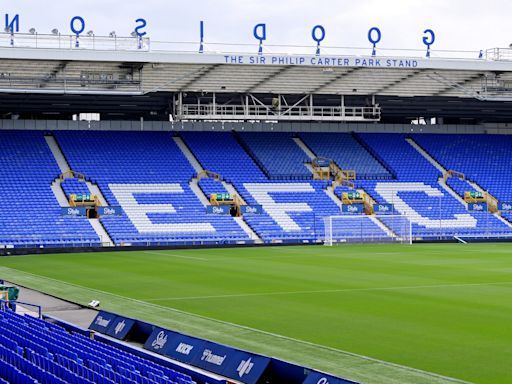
1, 243, 512, 384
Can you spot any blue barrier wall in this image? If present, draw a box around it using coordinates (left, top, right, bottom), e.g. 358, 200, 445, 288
89, 310, 360, 384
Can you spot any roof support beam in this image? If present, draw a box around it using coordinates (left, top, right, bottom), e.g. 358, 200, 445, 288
427, 72, 485, 100
245, 65, 293, 93
310, 67, 361, 94
143, 66, 210, 94
176, 64, 220, 92
433, 73, 482, 97
373, 70, 422, 94
39, 61, 68, 88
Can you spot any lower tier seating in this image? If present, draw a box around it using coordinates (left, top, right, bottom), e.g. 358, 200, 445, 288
299, 132, 392, 179
0, 129, 510, 246
0, 309, 195, 384
61, 179, 90, 200
55, 131, 250, 245
356, 133, 512, 238
0, 131, 99, 248
235, 181, 388, 242
236, 132, 311, 179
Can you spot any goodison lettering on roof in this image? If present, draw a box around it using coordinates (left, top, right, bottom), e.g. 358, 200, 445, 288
2, 13, 438, 59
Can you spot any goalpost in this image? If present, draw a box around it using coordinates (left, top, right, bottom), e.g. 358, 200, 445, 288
323, 215, 412, 245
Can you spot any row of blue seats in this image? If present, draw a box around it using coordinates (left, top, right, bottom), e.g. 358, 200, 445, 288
299, 132, 391, 179
1, 129, 511, 245
0, 309, 195, 384
55, 131, 250, 245
356, 134, 512, 238
236, 132, 312, 179
0, 131, 99, 247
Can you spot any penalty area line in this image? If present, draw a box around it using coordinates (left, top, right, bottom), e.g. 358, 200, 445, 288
142, 251, 207, 261
142, 280, 512, 302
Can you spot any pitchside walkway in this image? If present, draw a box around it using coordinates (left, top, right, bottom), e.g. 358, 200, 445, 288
7, 280, 97, 329
1, 266, 472, 384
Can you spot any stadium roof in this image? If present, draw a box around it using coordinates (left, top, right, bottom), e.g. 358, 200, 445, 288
1, 47, 512, 98
0, 41, 511, 122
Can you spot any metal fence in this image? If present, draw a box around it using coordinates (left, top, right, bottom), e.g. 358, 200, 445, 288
0, 32, 150, 51
0, 31, 502, 61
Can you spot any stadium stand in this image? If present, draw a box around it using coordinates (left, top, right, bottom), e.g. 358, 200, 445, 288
181, 131, 387, 242
0, 131, 99, 248
236, 132, 312, 179
411, 134, 512, 199
445, 177, 477, 199
411, 134, 512, 223
54, 131, 249, 245
61, 179, 91, 200
0, 309, 195, 384
241, 180, 387, 242
197, 178, 229, 200
179, 131, 267, 183
1, 128, 510, 246
356, 133, 512, 238
299, 132, 392, 179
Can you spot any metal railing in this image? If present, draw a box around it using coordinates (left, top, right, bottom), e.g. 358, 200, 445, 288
0, 234, 103, 249
0, 32, 150, 51
180, 104, 381, 121
1, 300, 42, 318
485, 48, 512, 61
0, 31, 504, 62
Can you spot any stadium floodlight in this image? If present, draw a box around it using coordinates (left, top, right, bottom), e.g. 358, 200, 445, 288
4, 26, 14, 46
29, 28, 36, 35
87, 30, 94, 37
51, 28, 59, 35
109, 31, 116, 38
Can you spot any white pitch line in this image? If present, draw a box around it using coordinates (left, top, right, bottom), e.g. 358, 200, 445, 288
0, 266, 475, 384
142, 251, 207, 261
143, 280, 512, 302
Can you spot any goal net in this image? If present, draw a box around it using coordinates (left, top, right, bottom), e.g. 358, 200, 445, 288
323, 215, 412, 245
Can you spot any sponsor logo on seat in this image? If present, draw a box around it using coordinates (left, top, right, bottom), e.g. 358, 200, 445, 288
503, 203, 512, 211
237, 357, 254, 378
201, 349, 226, 365
176, 343, 194, 355
151, 331, 168, 350
114, 320, 125, 335
95, 316, 110, 327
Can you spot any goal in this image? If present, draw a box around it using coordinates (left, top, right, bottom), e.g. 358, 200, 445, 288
323, 215, 412, 245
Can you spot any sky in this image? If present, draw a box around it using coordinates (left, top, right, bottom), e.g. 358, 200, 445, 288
2, 0, 511, 54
